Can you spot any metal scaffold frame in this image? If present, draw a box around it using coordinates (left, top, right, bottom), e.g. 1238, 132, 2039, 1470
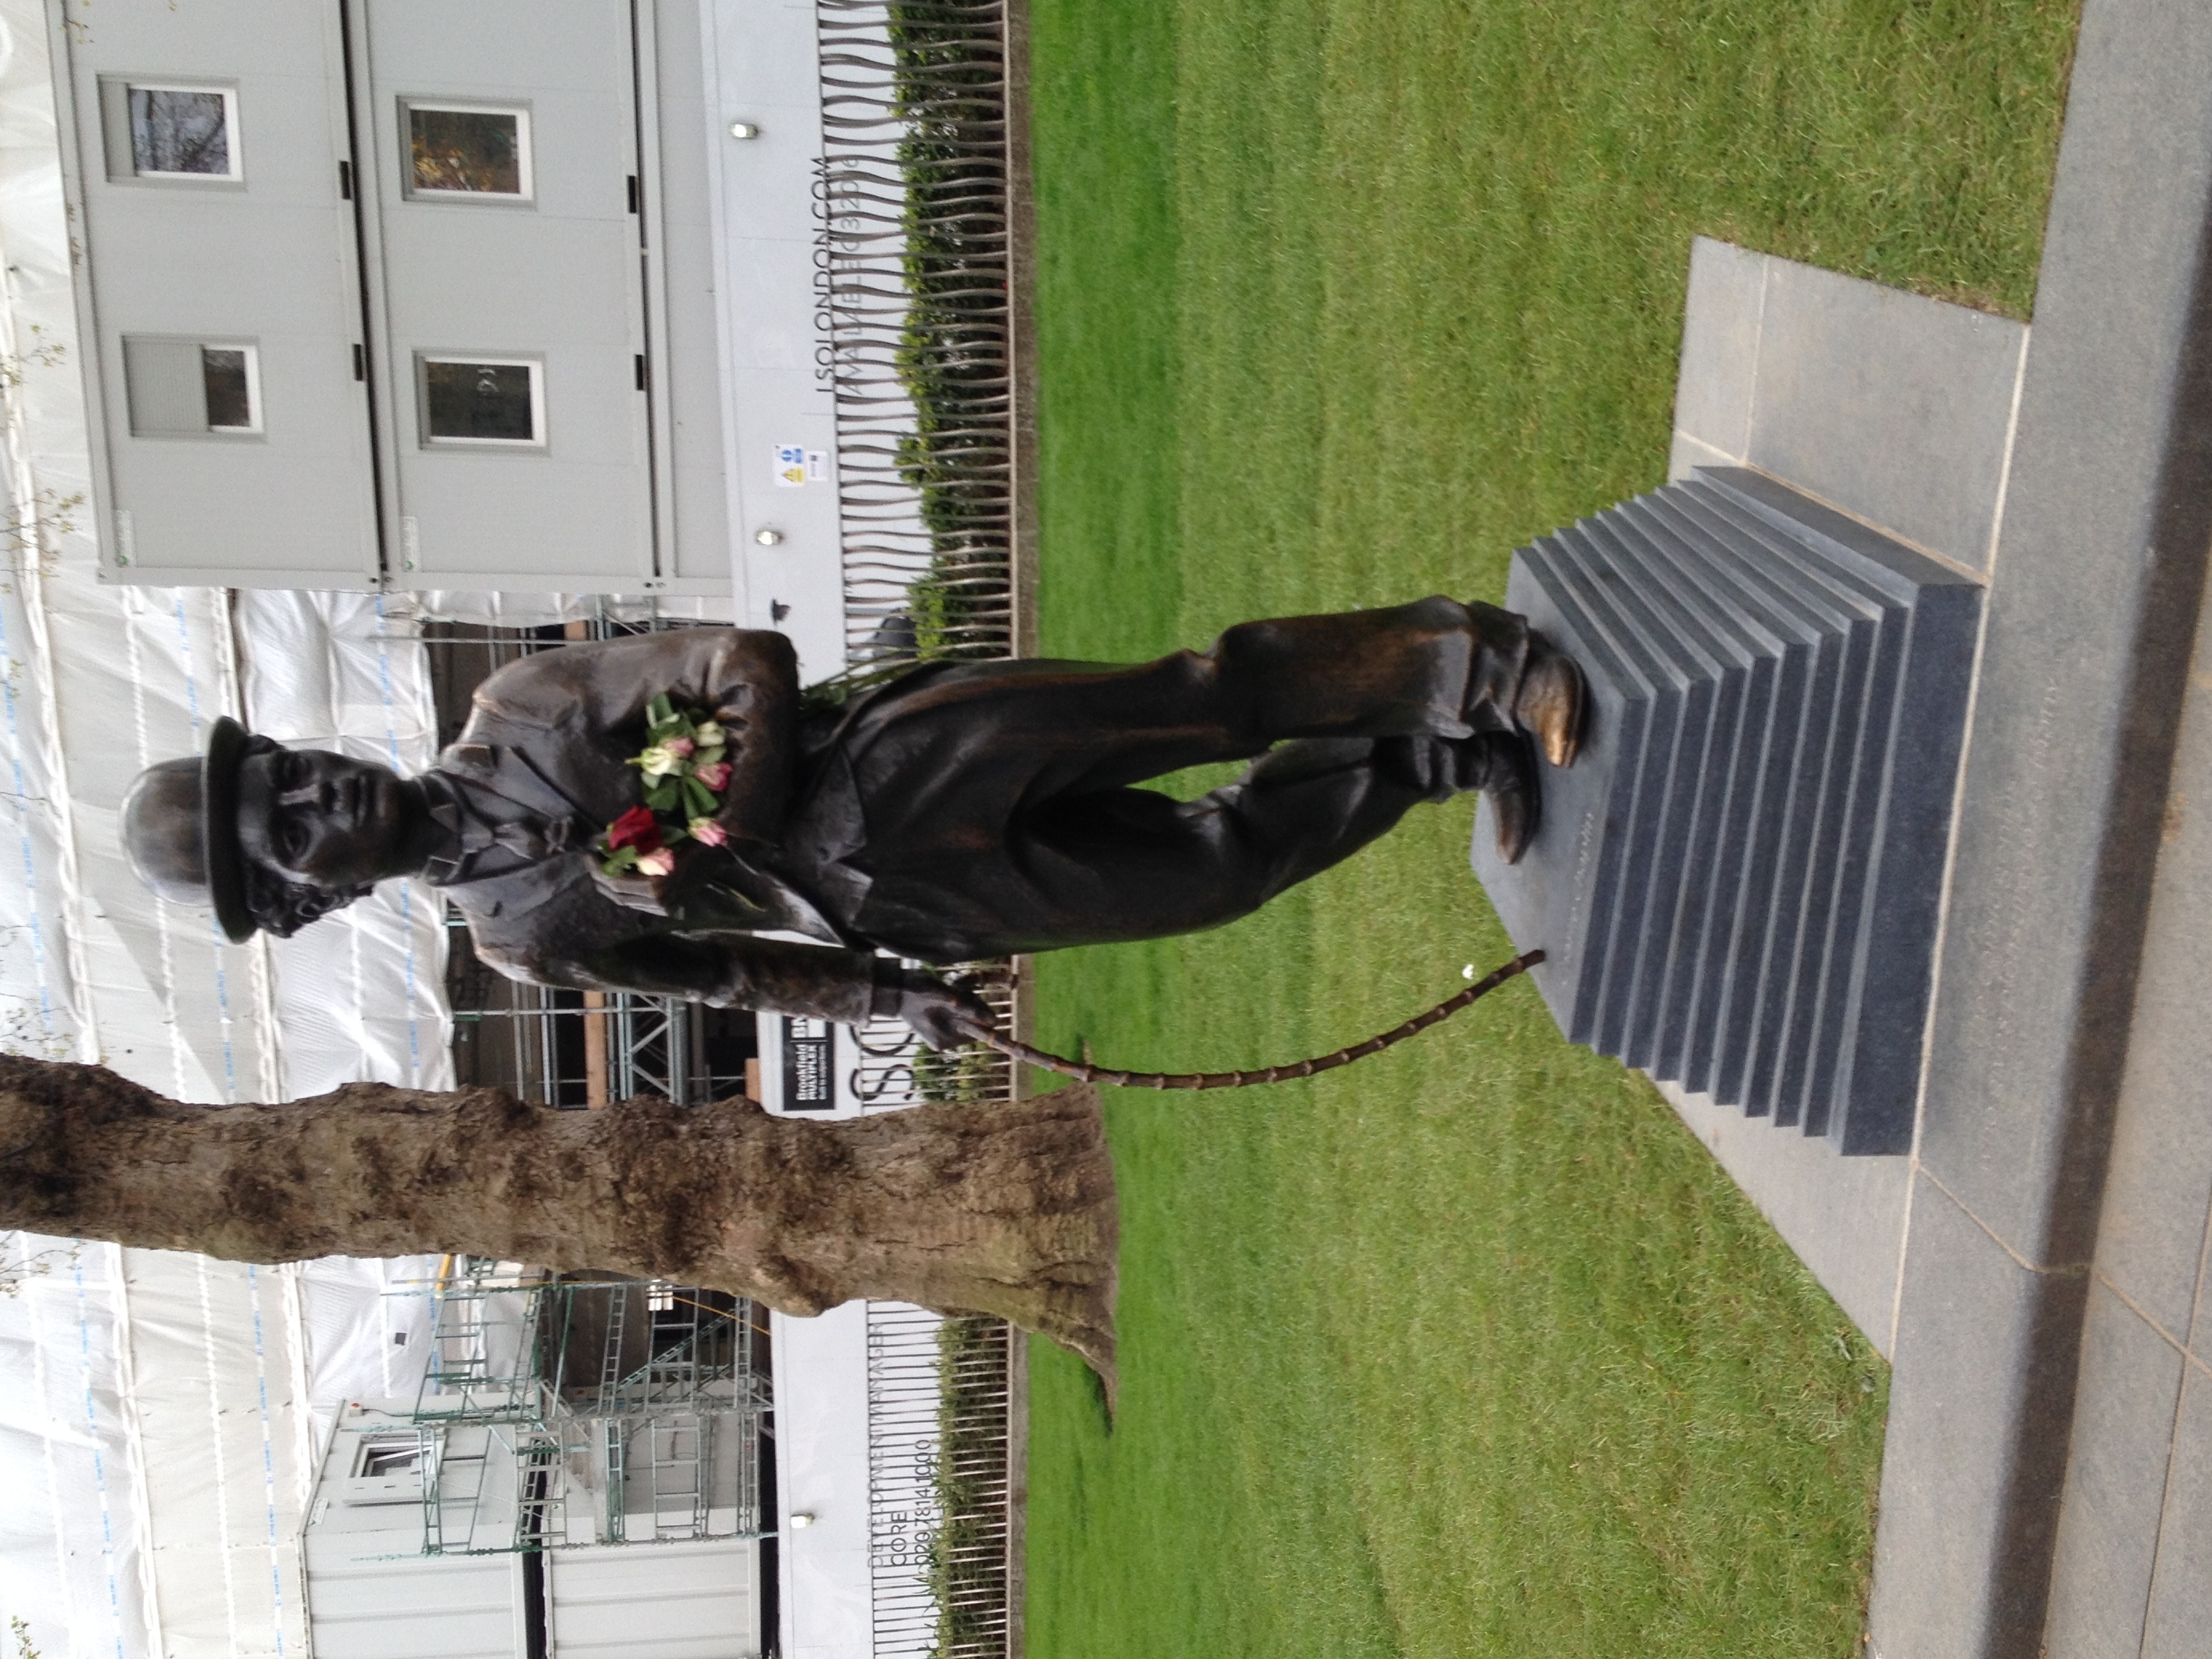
394, 1258, 768, 1557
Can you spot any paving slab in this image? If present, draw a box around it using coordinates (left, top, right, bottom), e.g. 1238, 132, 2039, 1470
2085, 590, 2212, 1339
1619, 230, 2026, 1353
1751, 256, 2025, 575
1648, 11, 2212, 1651
1672, 237, 1765, 460
2041, 1283, 2189, 1659
2141, 1368, 2212, 1659
1869, 1181, 2090, 1659
1669, 237, 2026, 575
1656, 1078, 1910, 1354
1581, 12, 2212, 1646
1913, 2, 2212, 1266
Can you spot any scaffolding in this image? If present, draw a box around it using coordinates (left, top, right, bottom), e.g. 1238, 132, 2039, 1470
412, 1260, 552, 1425
445, 980, 735, 1108
419, 1420, 579, 1557
394, 1259, 768, 1557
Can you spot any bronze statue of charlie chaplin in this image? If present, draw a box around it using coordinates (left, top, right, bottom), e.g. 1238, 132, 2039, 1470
122, 599, 1583, 1048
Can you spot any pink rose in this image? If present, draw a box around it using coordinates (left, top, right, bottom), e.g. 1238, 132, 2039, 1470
687, 817, 729, 848
665, 735, 695, 758
693, 760, 731, 791
634, 847, 676, 878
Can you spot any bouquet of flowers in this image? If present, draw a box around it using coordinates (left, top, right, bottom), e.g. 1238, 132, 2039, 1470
595, 695, 733, 878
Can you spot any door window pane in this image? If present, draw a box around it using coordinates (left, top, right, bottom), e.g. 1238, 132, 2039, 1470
407, 104, 531, 199
122, 337, 258, 438
202, 347, 258, 432
129, 86, 238, 178
421, 358, 543, 446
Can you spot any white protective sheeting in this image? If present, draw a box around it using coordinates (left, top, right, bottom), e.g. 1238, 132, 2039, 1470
0, 1237, 447, 1659
0, 9, 447, 1655
234, 587, 452, 1098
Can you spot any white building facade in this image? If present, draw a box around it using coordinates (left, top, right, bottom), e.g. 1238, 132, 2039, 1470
300, 1266, 768, 1659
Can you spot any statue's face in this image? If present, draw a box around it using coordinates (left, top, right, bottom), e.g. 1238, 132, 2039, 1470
234, 746, 427, 890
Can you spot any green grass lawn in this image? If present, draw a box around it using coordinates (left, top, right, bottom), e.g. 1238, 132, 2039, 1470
1020, 2, 2076, 1656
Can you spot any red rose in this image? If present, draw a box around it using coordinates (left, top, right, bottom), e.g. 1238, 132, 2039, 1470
607, 805, 663, 852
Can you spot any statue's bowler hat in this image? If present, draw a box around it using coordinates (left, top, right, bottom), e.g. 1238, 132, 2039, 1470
120, 715, 257, 943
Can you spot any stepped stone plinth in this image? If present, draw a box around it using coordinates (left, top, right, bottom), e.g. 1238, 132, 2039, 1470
1473, 467, 1980, 1154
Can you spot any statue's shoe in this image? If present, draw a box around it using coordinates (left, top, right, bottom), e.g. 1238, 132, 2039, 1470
1491, 733, 1540, 864
1445, 731, 1540, 864
1514, 637, 1586, 769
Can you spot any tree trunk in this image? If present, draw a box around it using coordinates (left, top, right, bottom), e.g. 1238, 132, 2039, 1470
0, 1057, 1117, 1380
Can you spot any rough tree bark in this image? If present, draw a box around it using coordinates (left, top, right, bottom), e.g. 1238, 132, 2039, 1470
0, 1056, 1118, 1380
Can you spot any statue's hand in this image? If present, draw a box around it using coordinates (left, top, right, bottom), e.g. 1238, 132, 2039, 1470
897, 975, 995, 1052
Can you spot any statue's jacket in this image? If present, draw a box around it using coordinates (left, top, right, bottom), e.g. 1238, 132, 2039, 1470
431, 627, 903, 1028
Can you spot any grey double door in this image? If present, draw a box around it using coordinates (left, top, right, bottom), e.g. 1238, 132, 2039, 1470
72, 0, 665, 591
357, 0, 655, 588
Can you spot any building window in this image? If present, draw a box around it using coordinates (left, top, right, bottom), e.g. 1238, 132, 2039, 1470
355, 1439, 423, 1480
200, 347, 260, 431
98, 80, 244, 186
122, 337, 261, 439
419, 356, 545, 447
128, 86, 240, 178
404, 103, 531, 200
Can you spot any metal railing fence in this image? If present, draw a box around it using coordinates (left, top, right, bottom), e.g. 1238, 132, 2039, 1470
865, 1304, 1016, 1659
816, 0, 1016, 671
813, 10, 1027, 1650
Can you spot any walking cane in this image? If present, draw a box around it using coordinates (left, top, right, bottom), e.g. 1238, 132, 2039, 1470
961, 949, 1544, 1090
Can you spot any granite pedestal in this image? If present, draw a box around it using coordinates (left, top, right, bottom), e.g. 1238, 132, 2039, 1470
1473, 467, 1980, 1155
